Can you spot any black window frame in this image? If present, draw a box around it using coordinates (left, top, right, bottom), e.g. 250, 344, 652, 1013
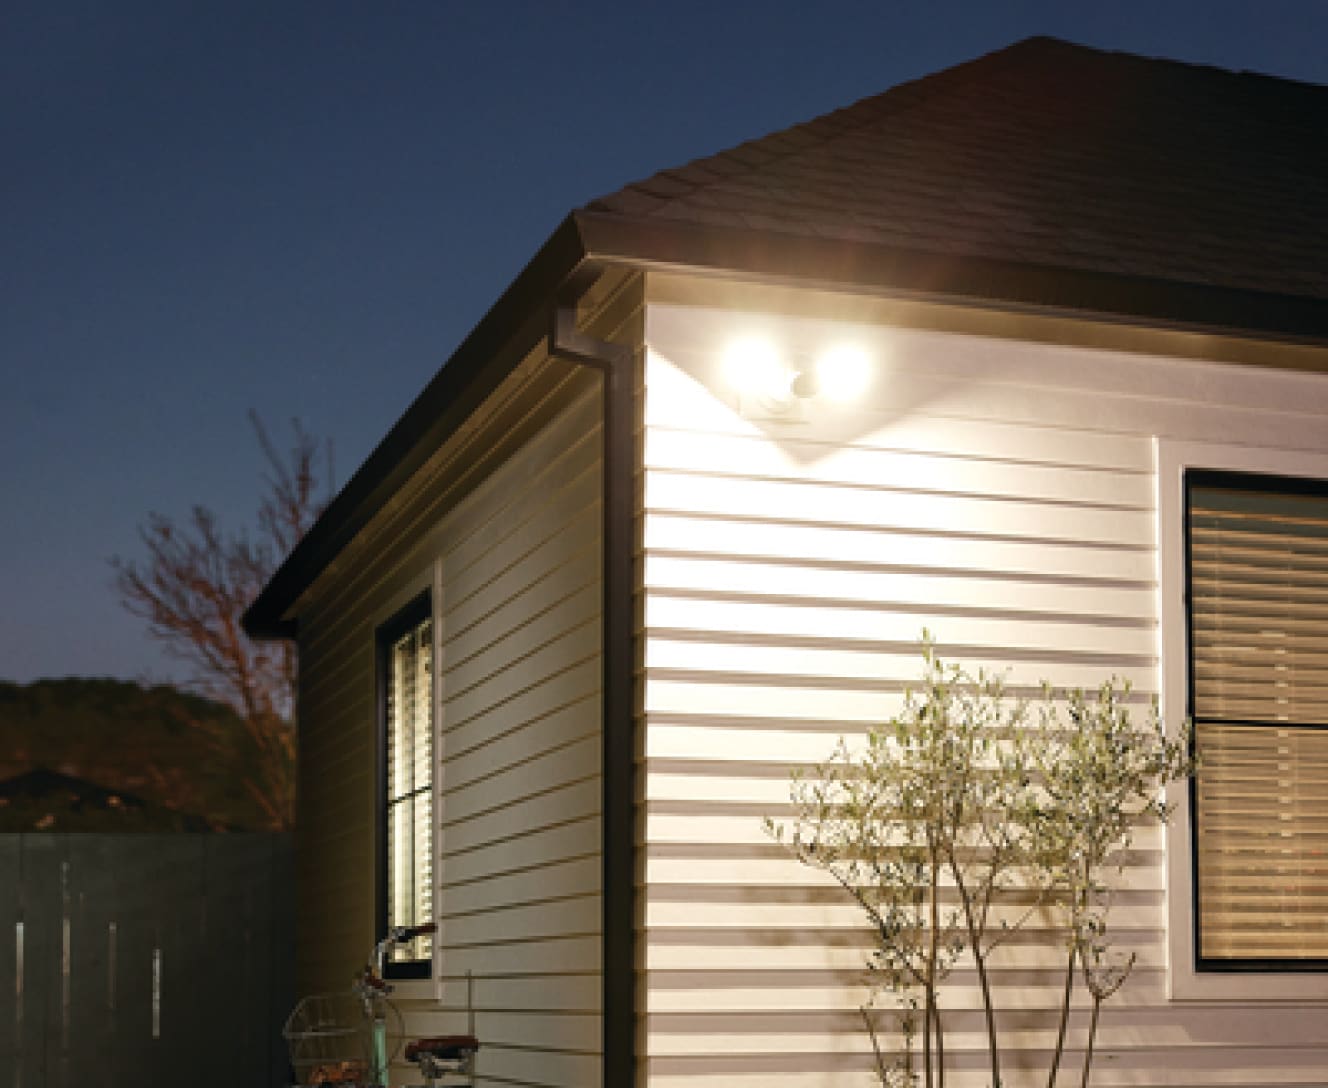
1184, 466, 1328, 973
375, 590, 434, 980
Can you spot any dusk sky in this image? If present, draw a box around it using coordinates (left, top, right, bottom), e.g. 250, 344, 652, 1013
5, 1, 1328, 688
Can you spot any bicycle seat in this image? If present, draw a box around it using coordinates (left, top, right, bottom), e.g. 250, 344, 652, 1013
405, 1035, 480, 1062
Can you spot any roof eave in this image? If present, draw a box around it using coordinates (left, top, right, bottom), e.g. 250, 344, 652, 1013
246, 208, 1328, 638
242, 213, 591, 638
576, 209, 1328, 347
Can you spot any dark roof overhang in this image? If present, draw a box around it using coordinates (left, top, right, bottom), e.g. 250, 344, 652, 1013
243, 214, 589, 637
577, 210, 1328, 346
244, 209, 1328, 637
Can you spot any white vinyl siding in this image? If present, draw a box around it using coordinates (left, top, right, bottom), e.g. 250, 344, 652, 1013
637, 296, 1328, 1088
293, 353, 604, 1088
431, 380, 604, 1088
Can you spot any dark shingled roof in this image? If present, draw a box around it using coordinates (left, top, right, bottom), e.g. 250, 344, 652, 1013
585, 36, 1328, 302
244, 37, 1328, 638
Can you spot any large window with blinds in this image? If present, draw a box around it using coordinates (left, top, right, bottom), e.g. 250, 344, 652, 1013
1187, 469, 1328, 969
376, 592, 434, 978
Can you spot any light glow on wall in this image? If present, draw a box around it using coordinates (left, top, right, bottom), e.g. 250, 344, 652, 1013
721, 336, 793, 401
722, 334, 873, 413
814, 344, 872, 402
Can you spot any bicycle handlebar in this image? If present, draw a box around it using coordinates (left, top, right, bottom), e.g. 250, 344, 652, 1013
360, 922, 438, 990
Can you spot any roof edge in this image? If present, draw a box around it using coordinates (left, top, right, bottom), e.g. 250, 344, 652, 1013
242, 214, 589, 638
575, 209, 1328, 346
247, 200, 1328, 639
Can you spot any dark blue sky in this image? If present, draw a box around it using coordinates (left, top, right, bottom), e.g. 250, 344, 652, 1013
4, 1, 1327, 686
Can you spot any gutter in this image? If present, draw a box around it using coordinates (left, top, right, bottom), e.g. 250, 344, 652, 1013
245, 206, 1328, 638
575, 209, 1328, 348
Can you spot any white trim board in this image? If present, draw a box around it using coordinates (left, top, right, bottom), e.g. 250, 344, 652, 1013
1158, 437, 1328, 1003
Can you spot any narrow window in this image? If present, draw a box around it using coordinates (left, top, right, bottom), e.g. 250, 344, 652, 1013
1187, 470, 1328, 969
377, 592, 433, 977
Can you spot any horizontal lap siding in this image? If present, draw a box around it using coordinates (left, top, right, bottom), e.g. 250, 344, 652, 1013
293, 349, 582, 997
435, 383, 603, 1088
293, 357, 603, 1088
638, 303, 1328, 1088
294, 611, 379, 993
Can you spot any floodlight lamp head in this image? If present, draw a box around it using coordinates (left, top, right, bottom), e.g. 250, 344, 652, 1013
789, 367, 820, 399
721, 335, 873, 422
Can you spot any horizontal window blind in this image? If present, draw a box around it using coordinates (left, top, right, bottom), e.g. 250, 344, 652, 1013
387, 617, 434, 966
1190, 479, 1328, 962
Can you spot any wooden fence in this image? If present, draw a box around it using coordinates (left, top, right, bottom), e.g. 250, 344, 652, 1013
0, 833, 293, 1088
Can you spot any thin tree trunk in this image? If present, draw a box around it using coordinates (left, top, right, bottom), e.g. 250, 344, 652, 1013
928, 844, 943, 1088
955, 873, 1001, 1088
861, 1006, 887, 1084
934, 1001, 946, 1088
934, 844, 945, 1084
1046, 943, 1076, 1088
923, 985, 934, 1088
971, 945, 996, 1087
1079, 995, 1102, 1088
904, 1011, 916, 1084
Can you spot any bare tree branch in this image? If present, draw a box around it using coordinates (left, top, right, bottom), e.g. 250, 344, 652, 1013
111, 415, 330, 829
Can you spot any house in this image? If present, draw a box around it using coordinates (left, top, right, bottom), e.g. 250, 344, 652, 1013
243, 36, 1328, 1087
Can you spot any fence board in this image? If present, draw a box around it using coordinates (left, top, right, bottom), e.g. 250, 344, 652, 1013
0, 834, 291, 1088
110, 837, 162, 1087
0, 837, 18, 1088
19, 836, 58, 1088
66, 836, 115, 1088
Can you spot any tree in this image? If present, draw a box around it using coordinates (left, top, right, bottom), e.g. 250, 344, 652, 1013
767, 644, 1035, 1088
767, 641, 1193, 1088
112, 413, 329, 830
1029, 681, 1192, 1088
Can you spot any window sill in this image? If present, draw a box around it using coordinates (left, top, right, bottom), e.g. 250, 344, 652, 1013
1168, 964, 1328, 1003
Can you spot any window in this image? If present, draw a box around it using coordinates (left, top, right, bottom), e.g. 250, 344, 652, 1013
377, 592, 434, 978
1187, 469, 1328, 970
